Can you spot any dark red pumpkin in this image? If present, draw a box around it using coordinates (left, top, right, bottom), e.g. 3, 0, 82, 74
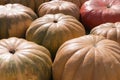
80, 0, 120, 29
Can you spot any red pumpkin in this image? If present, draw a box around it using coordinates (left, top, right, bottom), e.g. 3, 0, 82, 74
0, 37, 52, 80
0, 3, 37, 39
80, 0, 120, 29
53, 35, 120, 80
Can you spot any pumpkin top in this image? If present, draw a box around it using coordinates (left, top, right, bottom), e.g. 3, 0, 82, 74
0, 3, 37, 20
0, 37, 52, 80
0, 37, 51, 57
53, 35, 120, 80
38, 0, 80, 19
90, 22, 120, 44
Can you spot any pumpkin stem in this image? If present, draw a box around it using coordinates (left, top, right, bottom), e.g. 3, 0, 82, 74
53, 20, 58, 23
9, 49, 15, 54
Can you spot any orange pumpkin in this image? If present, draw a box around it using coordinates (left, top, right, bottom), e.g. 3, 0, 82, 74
52, 0, 87, 8
0, 0, 49, 13
90, 22, 120, 44
53, 35, 120, 80
0, 3, 37, 39
0, 37, 52, 80
38, 0, 80, 20
26, 13, 86, 60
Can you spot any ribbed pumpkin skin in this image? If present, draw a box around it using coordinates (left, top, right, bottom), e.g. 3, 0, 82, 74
26, 13, 85, 60
90, 22, 120, 44
52, 0, 87, 8
0, 0, 49, 13
38, 0, 80, 20
53, 35, 120, 80
0, 3, 37, 39
0, 37, 52, 80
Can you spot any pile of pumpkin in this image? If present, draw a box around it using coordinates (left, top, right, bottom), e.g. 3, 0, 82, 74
0, 0, 119, 80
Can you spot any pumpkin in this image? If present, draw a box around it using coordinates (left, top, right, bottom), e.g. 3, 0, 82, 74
52, 0, 87, 8
90, 22, 120, 44
0, 3, 37, 39
26, 13, 86, 60
0, 37, 52, 80
80, 0, 120, 29
53, 35, 120, 80
38, 0, 80, 20
0, 0, 49, 13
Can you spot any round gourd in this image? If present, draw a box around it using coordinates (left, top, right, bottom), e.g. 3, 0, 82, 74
53, 35, 120, 80
0, 0, 49, 13
90, 22, 120, 44
80, 0, 120, 29
52, 0, 87, 8
38, 0, 80, 20
26, 13, 86, 60
0, 37, 52, 80
0, 3, 37, 39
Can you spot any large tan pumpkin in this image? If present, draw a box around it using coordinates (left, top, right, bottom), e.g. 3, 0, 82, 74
90, 22, 120, 44
0, 37, 52, 80
0, 0, 49, 13
26, 13, 86, 60
53, 35, 120, 80
0, 3, 37, 39
38, 0, 80, 20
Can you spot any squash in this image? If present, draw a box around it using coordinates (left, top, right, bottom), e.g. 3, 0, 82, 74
26, 13, 86, 60
38, 0, 80, 20
0, 0, 49, 13
0, 37, 52, 80
53, 35, 120, 80
90, 22, 120, 44
0, 3, 37, 39
80, 0, 120, 29
52, 0, 87, 8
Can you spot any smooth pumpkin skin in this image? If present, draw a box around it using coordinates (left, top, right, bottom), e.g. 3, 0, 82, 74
0, 0, 49, 13
26, 13, 86, 60
0, 37, 52, 80
38, 0, 80, 20
90, 22, 120, 44
0, 3, 37, 39
53, 35, 120, 80
80, 0, 120, 29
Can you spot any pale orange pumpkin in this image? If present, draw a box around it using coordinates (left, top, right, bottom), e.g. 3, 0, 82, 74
26, 13, 86, 60
0, 3, 37, 39
90, 22, 120, 44
0, 37, 52, 80
53, 35, 120, 80
0, 0, 49, 13
52, 0, 88, 8
38, 0, 80, 20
